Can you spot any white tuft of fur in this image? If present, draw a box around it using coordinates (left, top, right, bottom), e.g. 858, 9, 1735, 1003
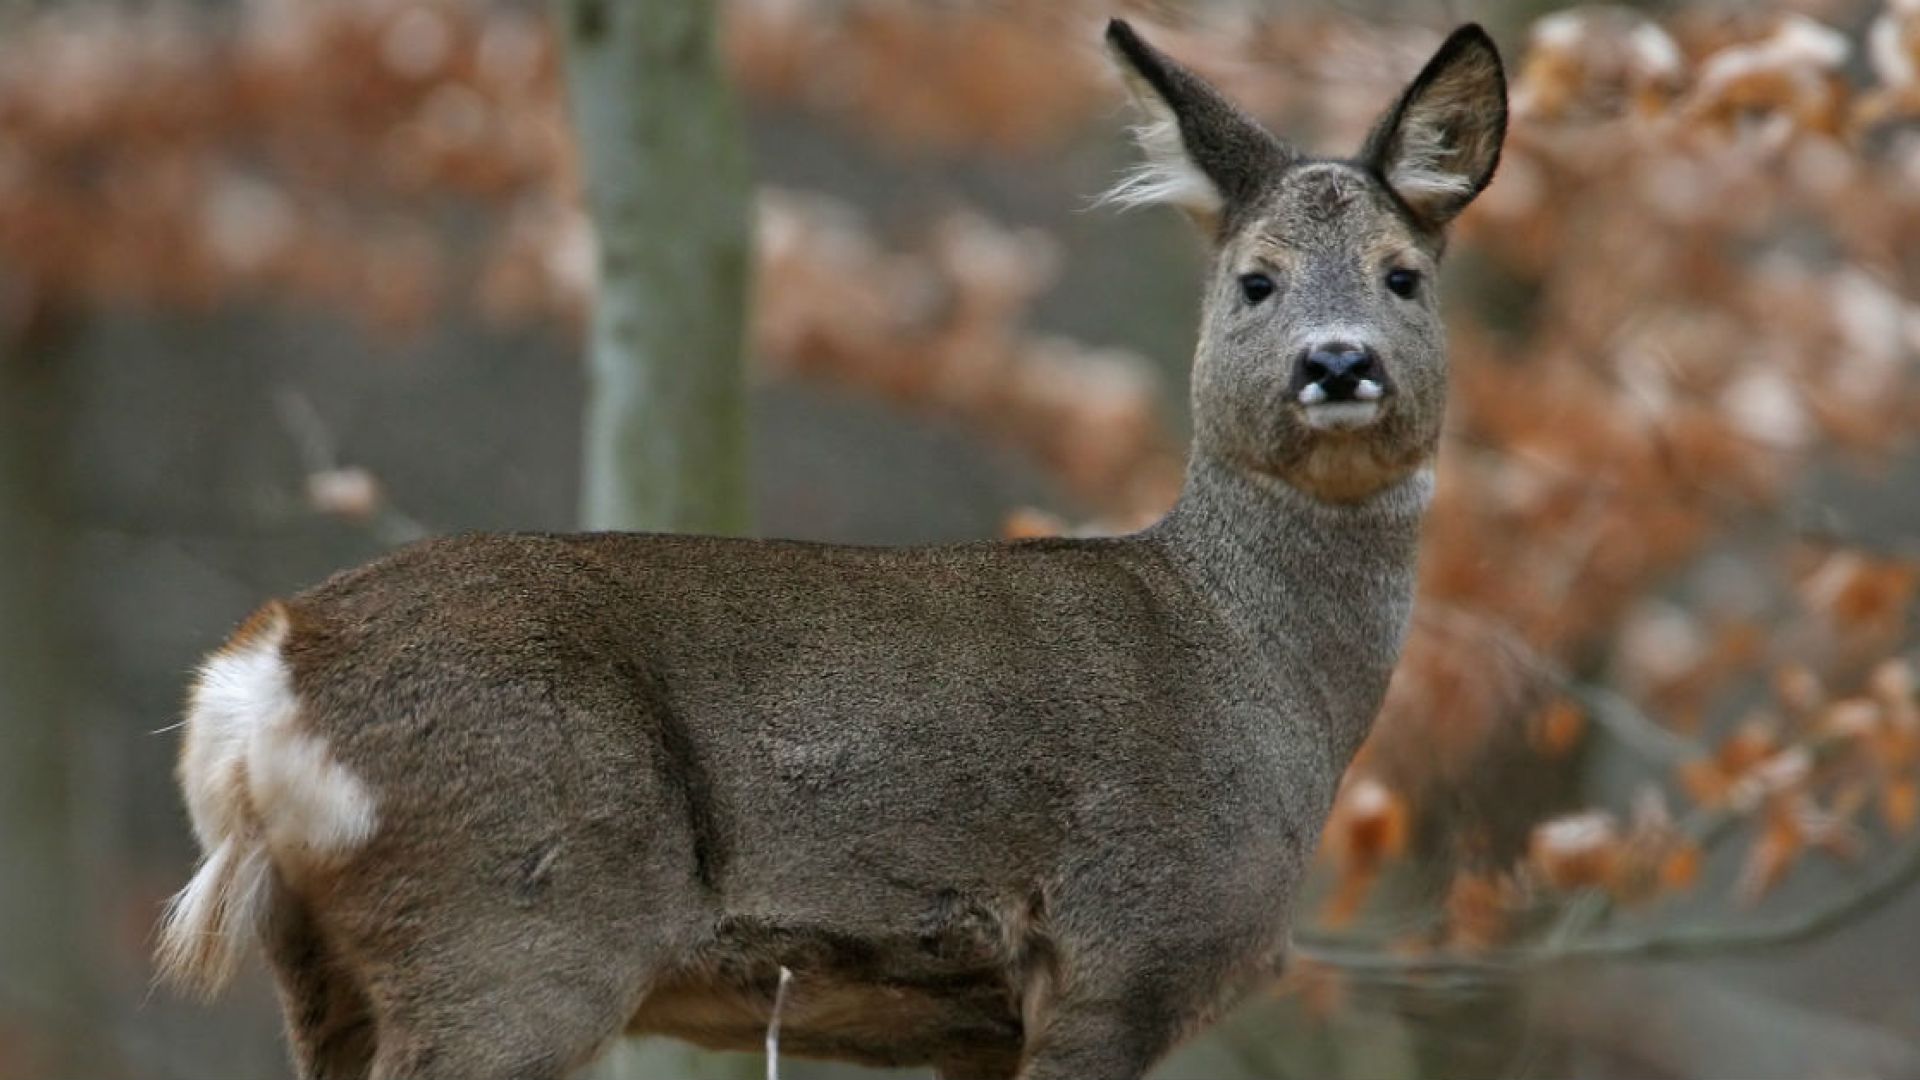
156, 602, 377, 997
1099, 116, 1223, 214
1383, 114, 1476, 203
155, 838, 274, 999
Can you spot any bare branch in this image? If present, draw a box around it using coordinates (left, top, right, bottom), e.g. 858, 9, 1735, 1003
1565, 683, 1705, 770
272, 387, 429, 546
1294, 829, 1920, 983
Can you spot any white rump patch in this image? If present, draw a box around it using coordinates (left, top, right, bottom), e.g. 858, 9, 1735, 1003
1099, 114, 1223, 215
160, 603, 376, 996
183, 608, 377, 860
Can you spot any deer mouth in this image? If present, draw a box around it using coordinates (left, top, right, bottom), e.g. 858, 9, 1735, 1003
1296, 378, 1389, 432
1301, 400, 1383, 431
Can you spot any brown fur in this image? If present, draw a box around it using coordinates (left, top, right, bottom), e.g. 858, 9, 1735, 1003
1280, 433, 1431, 504
216, 598, 289, 656
156, 21, 1505, 1080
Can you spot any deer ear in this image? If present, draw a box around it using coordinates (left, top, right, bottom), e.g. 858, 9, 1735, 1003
1361, 25, 1507, 230
1102, 19, 1292, 230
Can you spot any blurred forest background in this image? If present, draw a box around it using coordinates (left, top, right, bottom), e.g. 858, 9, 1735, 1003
2, 0, 1920, 1077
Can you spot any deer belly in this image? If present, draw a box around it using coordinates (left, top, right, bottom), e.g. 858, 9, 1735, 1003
629, 966, 1022, 1069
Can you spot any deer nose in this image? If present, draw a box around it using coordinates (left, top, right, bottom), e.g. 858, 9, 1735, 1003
1296, 342, 1383, 404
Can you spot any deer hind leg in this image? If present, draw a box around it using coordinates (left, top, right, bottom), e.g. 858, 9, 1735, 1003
358, 929, 653, 1080
333, 839, 680, 1080
1011, 900, 1232, 1080
1015, 995, 1183, 1080
937, 1061, 1021, 1080
264, 879, 376, 1080
341, 877, 669, 1080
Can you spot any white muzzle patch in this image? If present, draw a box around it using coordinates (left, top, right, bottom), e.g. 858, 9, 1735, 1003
1303, 401, 1383, 431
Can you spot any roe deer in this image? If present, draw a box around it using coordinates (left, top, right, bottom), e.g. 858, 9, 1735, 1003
157, 20, 1506, 1080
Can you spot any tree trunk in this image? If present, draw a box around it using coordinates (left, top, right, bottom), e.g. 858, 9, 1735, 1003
562, 0, 754, 537
0, 312, 92, 1077
559, 1, 755, 1076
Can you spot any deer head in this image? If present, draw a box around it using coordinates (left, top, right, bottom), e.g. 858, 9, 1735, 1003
1106, 21, 1506, 504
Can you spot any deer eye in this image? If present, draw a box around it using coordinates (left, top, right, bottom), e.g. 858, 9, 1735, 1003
1239, 272, 1276, 304
1385, 266, 1421, 299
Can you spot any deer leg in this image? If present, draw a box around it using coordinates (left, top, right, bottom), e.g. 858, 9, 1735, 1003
362, 952, 646, 1080
331, 844, 682, 1080
936, 1052, 1021, 1080
1011, 871, 1249, 1080
264, 879, 376, 1080
1013, 947, 1192, 1080
1015, 991, 1186, 1080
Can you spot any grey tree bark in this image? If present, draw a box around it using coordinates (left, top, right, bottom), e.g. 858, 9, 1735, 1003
562, 0, 754, 537
0, 315, 93, 1076
559, 2, 756, 1076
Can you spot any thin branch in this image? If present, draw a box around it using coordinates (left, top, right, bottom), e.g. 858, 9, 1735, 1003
271, 387, 338, 477
1320, 608, 1890, 985
272, 387, 430, 546
1293, 828, 1920, 982
1565, 682, 1705, 769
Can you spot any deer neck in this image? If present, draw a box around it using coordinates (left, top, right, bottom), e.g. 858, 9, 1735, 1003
1151, 450, 1429, 763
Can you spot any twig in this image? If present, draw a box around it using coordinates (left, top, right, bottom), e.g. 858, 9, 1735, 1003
1565, 682, 1704, 769
1317, 608, 1886, 987
766, 965, 793, 1080
272, 387, 338, 478
1293, 827, 1920, 983
271, 387, 430, 546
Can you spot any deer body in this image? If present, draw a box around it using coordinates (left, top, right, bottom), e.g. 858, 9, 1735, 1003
158, 22, 1504, 1080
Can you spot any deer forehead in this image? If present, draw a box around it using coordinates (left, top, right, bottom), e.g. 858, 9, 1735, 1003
1238, 163, 1424, 265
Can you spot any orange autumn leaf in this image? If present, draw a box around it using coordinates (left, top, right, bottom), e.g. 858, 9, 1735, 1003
1736, 811, 1806, 905
1001, 507, 1066, 540
1869, 658, 1916, 707
1531, 698, 1587, 757
1772, 663, 1825, 715
1325, 777, 1410, 869
1443, 872, 1516, 952
1529, 811, 1623, 892
1716, 720, 1782, 776
1877, 722, 1920, 773
1317, 777, 1409, 926
1659, 842, 1703, 892
1883, 779, 1919, 835
1819, 697, 1883, 740
1799, 551, 1920, 635
1735, 747, 1816, 810
1678, 756, 1731, 807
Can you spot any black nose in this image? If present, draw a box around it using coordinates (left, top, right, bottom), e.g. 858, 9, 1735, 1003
1297, 342, 1381, 402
